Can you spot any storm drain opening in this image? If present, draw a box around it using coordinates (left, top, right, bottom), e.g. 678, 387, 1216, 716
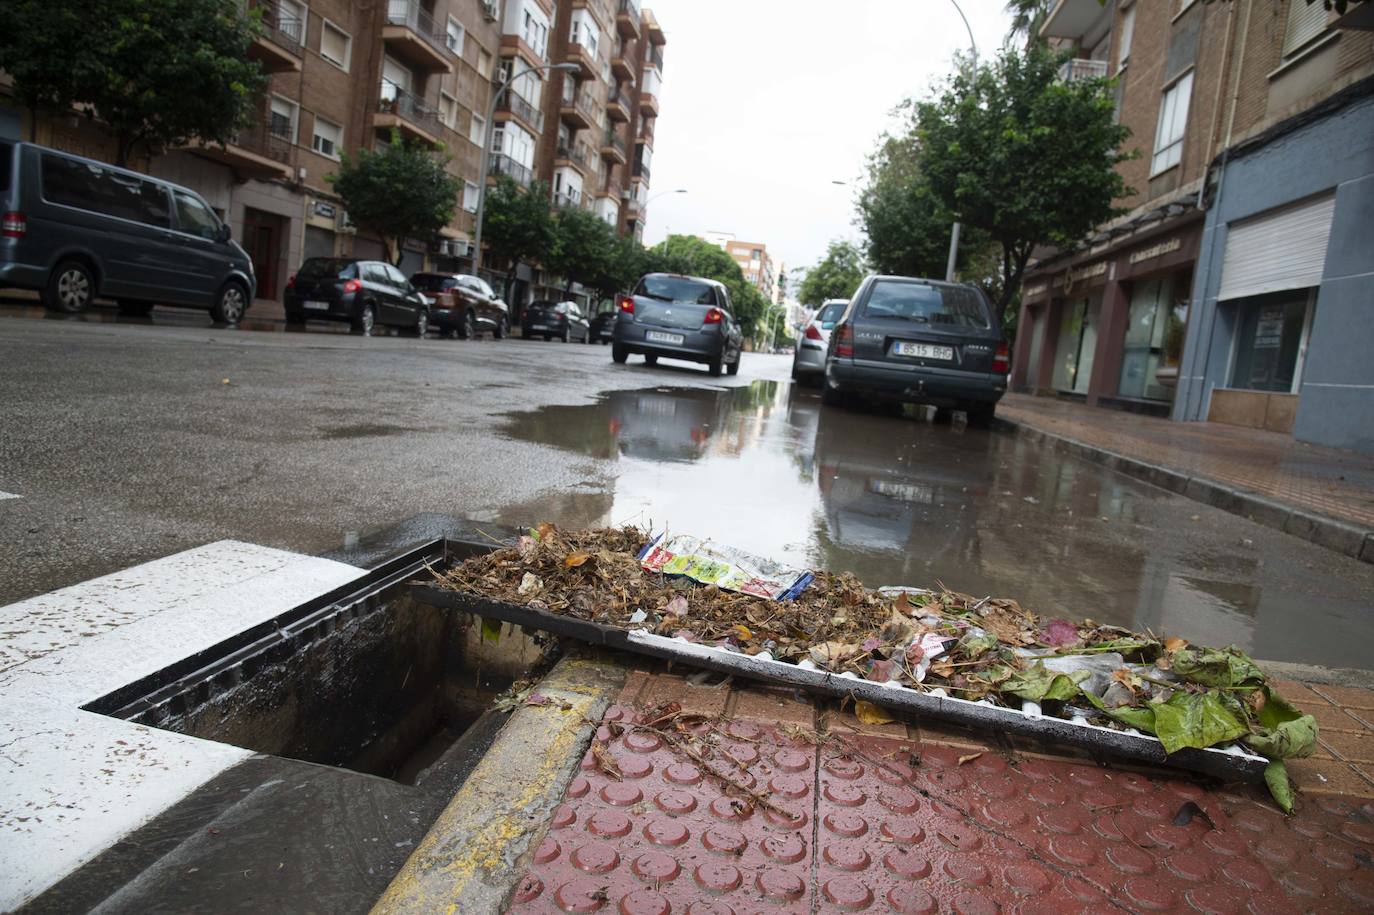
82, 539, 552, 787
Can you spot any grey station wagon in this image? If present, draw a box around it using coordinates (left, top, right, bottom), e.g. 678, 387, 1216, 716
823, 274, 1009, 422
0, 140, 255, 322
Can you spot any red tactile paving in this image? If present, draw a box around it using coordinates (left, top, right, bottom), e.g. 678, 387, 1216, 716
506, 704, 1374, 914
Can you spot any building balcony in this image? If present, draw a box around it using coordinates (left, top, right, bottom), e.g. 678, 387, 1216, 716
638, 117, 654, 143
375, 83, 441, 146
555, 143, 593, 175
617, 0, 642, 39
559, 91, 597, 131
638, 92, 658, 118
245, 0, 304, 73
646, 44, 664, 73
606, 89, 630, 123
553, 189, 582, 209
1040, 0, 1109, 40
611, 53, 635, 82
188, 122, 293, 180
495, 90, 545, 134
500, 35, 546, 69
644, 8, 665, 45
1057, 58, 1109, 83
489, 153, 533, 188
383, 0, 454, 73
600, 129, 627, 165
564, 40, 597, 80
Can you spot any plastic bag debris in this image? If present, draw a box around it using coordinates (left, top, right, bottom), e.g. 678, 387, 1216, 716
638, 532, 813, 600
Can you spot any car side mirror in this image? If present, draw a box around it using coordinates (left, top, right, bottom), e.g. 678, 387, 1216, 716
215, 224, 231, 243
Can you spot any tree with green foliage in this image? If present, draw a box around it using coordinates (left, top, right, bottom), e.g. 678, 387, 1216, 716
588, 233, 649, 299
1004, 0, 1052, 45
915, 44, 1133, 330
546, 205, 617, 296
327, 132, 461, 267
0, 0, 268, 166
796, 241, 866, 309
481, 176, 556, 297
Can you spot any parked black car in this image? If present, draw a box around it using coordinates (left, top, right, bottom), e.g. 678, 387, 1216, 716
523, 299, 591, 342
410, 272, 508, 339
0, 140, 256, 322
823, 274, 1008, 421
589, 304, 617, 344
284, 258, 429, 336
611, 273, 744, 376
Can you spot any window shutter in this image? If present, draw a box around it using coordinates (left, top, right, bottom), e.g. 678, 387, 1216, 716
1218, 194, 1335, 301
1118, 4, 1136, 68
1283, 0, 1328, 56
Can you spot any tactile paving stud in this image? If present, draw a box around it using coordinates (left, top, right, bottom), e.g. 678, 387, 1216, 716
692, 861, 742, 894
821, 875, 874, 910
572, 840, 621, 874
755, 869, 806, 902
616, 888, 670, 915
631, 850, 680, 883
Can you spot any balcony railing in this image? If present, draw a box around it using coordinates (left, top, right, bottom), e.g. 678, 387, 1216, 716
633, 159, 650, 182
377, 82, 442, 137
385, 0, 450, 57
618, 0, 641, 17
234, 121, 293, 164
603, 130, 626, 157
553, 189, 581, 209
646, 44, 664, 72
556, 143, 592, 171
561, 88, 599, 120
250, 0, 304, 53
1057, 58, 1108, 83
489, 153, 533, 187
498, 90, 545, 132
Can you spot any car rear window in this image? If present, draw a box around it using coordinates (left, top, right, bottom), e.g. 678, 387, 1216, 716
636, 275, 719, 305
298, 258, 357, 280
410, 273, 457, 292
0, 143, 12, 194
40, 153, 172, 227
862, 281, 989, 328
817, 302, 846, 324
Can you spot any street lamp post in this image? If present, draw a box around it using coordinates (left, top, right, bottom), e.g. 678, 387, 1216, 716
471, 62, 581, 276
944, 0, 978, 282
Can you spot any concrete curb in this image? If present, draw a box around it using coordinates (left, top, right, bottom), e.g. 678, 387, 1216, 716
370, 656, 626, 915
993, 416, 1374, 565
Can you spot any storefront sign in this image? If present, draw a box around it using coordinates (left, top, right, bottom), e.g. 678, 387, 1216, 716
1128, 237, 1182, 265
312, 201, 337, 219
1059, 260, 1107, 288
1023, 282, 1048, 300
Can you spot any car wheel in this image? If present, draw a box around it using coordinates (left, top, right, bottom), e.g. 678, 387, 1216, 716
965, 404, 996, 426
414, 309, 429, 338
460, 310, 476, 340
727, 353, 741, 376
352, 303, 375, 336
285, 312, 306, 327
117, 299, 154, 317
44, 259, 96, 314
821, 383, 847, 408
601, 338, 610, 346
708, 357, 723, 377
210, 281, 248, 325
612, 343, 628, 364
494, 317, 508, 339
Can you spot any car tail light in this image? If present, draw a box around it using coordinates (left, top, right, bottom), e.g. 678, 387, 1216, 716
704, 307, 723, 325
1, 212, 26, 237
833, 323, 854, 358
617, 294, 634, 314
804, 324, 823, 341
285, 274, 296, 291
992, 342, 1010, 374
343, 278, 362, 294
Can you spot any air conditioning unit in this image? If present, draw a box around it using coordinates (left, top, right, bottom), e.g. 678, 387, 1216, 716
335, 210, 356, 235
481, 0, 498, 22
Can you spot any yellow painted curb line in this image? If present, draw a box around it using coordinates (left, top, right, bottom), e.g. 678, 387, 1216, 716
371, 657, 625, 914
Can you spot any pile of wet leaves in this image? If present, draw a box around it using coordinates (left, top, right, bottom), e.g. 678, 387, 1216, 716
437, 524, 1318, 811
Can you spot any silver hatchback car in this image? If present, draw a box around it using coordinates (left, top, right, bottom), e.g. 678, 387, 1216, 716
792, 299, 847, 385
612, 273, 745, 376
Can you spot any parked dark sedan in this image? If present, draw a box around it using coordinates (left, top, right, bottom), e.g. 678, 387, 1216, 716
410, 272, 508, 339
823, 274, 1008, 422
611, 273, 744, 376
284, 258, 429, 336
589, 305, 617, 344
523, 299, 590, 342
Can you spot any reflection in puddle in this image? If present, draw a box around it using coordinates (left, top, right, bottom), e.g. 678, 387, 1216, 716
497, 382, 1373, 668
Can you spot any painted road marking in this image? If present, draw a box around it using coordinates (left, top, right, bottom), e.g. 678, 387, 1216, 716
0, 491, 19, 500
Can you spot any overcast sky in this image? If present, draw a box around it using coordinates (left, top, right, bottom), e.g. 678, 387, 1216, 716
639, 0, 1013, 288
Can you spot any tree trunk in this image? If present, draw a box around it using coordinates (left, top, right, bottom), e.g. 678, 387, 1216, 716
115, 135, 132, 168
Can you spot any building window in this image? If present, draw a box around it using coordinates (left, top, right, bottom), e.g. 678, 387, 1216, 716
1151, 70, 1193, 175
463, 181, 479, 213
469, 113, 486, 146
311, 116, 342, 158
320, 21, 351, 71
570, 10, 599, 57
1229, 291, 1312, 393
478, 49, 493, 78
522, 5, 549, 59
446, 17, 465, 54
278, 0, 306, 43
1116, 3, 1135, 72
269, 96, 299, 142
1282, 0, 1329, 57
439, 92, 457, 129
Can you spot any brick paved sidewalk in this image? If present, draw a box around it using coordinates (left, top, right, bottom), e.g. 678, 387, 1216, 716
506, 668, 1374, 914
997, 394, 1374, 535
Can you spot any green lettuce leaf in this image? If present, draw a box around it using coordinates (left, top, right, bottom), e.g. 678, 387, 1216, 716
1083, 689, 1247, 755
1002, 663, 1089, 702
1171, 646, 1265, 689
1244, 687, 1318, 759
1264, 759, 1296, 814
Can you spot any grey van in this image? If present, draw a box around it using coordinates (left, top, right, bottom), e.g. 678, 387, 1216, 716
0, 140, 255, 322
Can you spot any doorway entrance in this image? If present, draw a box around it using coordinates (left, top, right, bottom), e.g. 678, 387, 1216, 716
242, 208, 286, 300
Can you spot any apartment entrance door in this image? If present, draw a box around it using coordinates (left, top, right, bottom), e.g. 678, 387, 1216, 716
242, 208, 285, 300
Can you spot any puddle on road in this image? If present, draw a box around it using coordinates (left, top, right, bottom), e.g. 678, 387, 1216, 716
0, 300, 349, 334
496, 381, 1374, 669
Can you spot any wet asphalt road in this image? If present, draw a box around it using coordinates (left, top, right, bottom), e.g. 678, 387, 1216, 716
2, 304, 1372, 669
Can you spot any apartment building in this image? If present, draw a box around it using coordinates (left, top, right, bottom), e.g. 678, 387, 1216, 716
0, 0, 667, 307
701, 234, 777, 302
1012, 0, 1374, 453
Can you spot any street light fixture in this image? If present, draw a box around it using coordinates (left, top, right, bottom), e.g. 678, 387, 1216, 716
944, 0, 978, 283
644, 188, 688, 207
471, 62, 582, 275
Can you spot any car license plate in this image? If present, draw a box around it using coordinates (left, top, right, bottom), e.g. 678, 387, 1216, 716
531, 324, 548, 331
303, 300, 329, 311
893, 341, 953, 360
646, 331, 685, 345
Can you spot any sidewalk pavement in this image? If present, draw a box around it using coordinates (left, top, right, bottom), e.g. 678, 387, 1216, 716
996, 393, 1374, 563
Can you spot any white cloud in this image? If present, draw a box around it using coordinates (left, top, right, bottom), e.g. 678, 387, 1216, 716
640, 0, 1011, 278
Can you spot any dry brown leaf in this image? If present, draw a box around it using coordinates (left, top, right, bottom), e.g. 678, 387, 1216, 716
894, 591, 911, 615
855, 700, 895, 726
731, 624, 754, 640
536, 521, 557, 541
957, 752, 982, 766
590, 741, 622, 780
1164, 636, 1188, 652
809, 640, 861, 666
565, 551, 592, 568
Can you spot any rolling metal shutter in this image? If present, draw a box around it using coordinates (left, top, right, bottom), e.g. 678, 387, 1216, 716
1218, 193, 1335, 301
